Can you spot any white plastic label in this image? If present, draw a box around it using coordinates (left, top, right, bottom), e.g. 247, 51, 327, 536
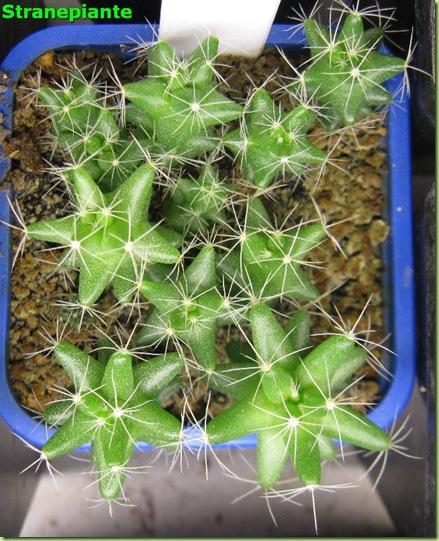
159, 0, 282, 58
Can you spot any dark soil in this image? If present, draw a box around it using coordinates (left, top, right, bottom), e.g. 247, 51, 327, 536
3, 47, 388, 420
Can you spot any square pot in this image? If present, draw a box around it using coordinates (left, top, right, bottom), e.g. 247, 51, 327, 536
0, 23, 416, 450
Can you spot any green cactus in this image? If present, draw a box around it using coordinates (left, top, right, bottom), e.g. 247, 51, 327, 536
164, 164, 232, 234
147, 36, 221, 91
124, 38, 243, 165
136, 245, 230, 372
38, 71, 146, 191
218, 197, 326, 302
42, 341, 184, 501
27, 164, 181, 306
297, 13, 405, 128
223, 88, 326, 188
207, 303, 390, 489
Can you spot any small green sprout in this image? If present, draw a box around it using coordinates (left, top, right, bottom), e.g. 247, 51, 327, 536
136, 245, 227, 371
218, 197, 326, 302
42, 341, 184, 501
207, 303, 390, 489
27, 164, 181, 305
124, 38, 243, 165
224, 88, 326, 187
297, 13, 405, 128
164, 164, 232, 234
38, 71, 145, 191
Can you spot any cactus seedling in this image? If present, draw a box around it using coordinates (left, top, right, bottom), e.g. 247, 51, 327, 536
298, 13, 405, 128
42, 341, 184, 501
164, 164, 232, 234
207, 303, 390, 489
38, 71, 146, 191
124, 79, 243, 164
136, 245, 227, 371
146, 36, 221, 91
219, 197, 326, 302
124, 38, 243, 165
223, 88, 326, 188
27, 164, 181, 306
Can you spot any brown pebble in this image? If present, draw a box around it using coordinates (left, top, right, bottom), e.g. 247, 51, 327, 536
369, 219, 390, 247
37, 52, 54, 69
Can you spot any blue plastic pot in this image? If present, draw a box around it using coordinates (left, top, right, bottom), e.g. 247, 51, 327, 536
0, 24, 416, 451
